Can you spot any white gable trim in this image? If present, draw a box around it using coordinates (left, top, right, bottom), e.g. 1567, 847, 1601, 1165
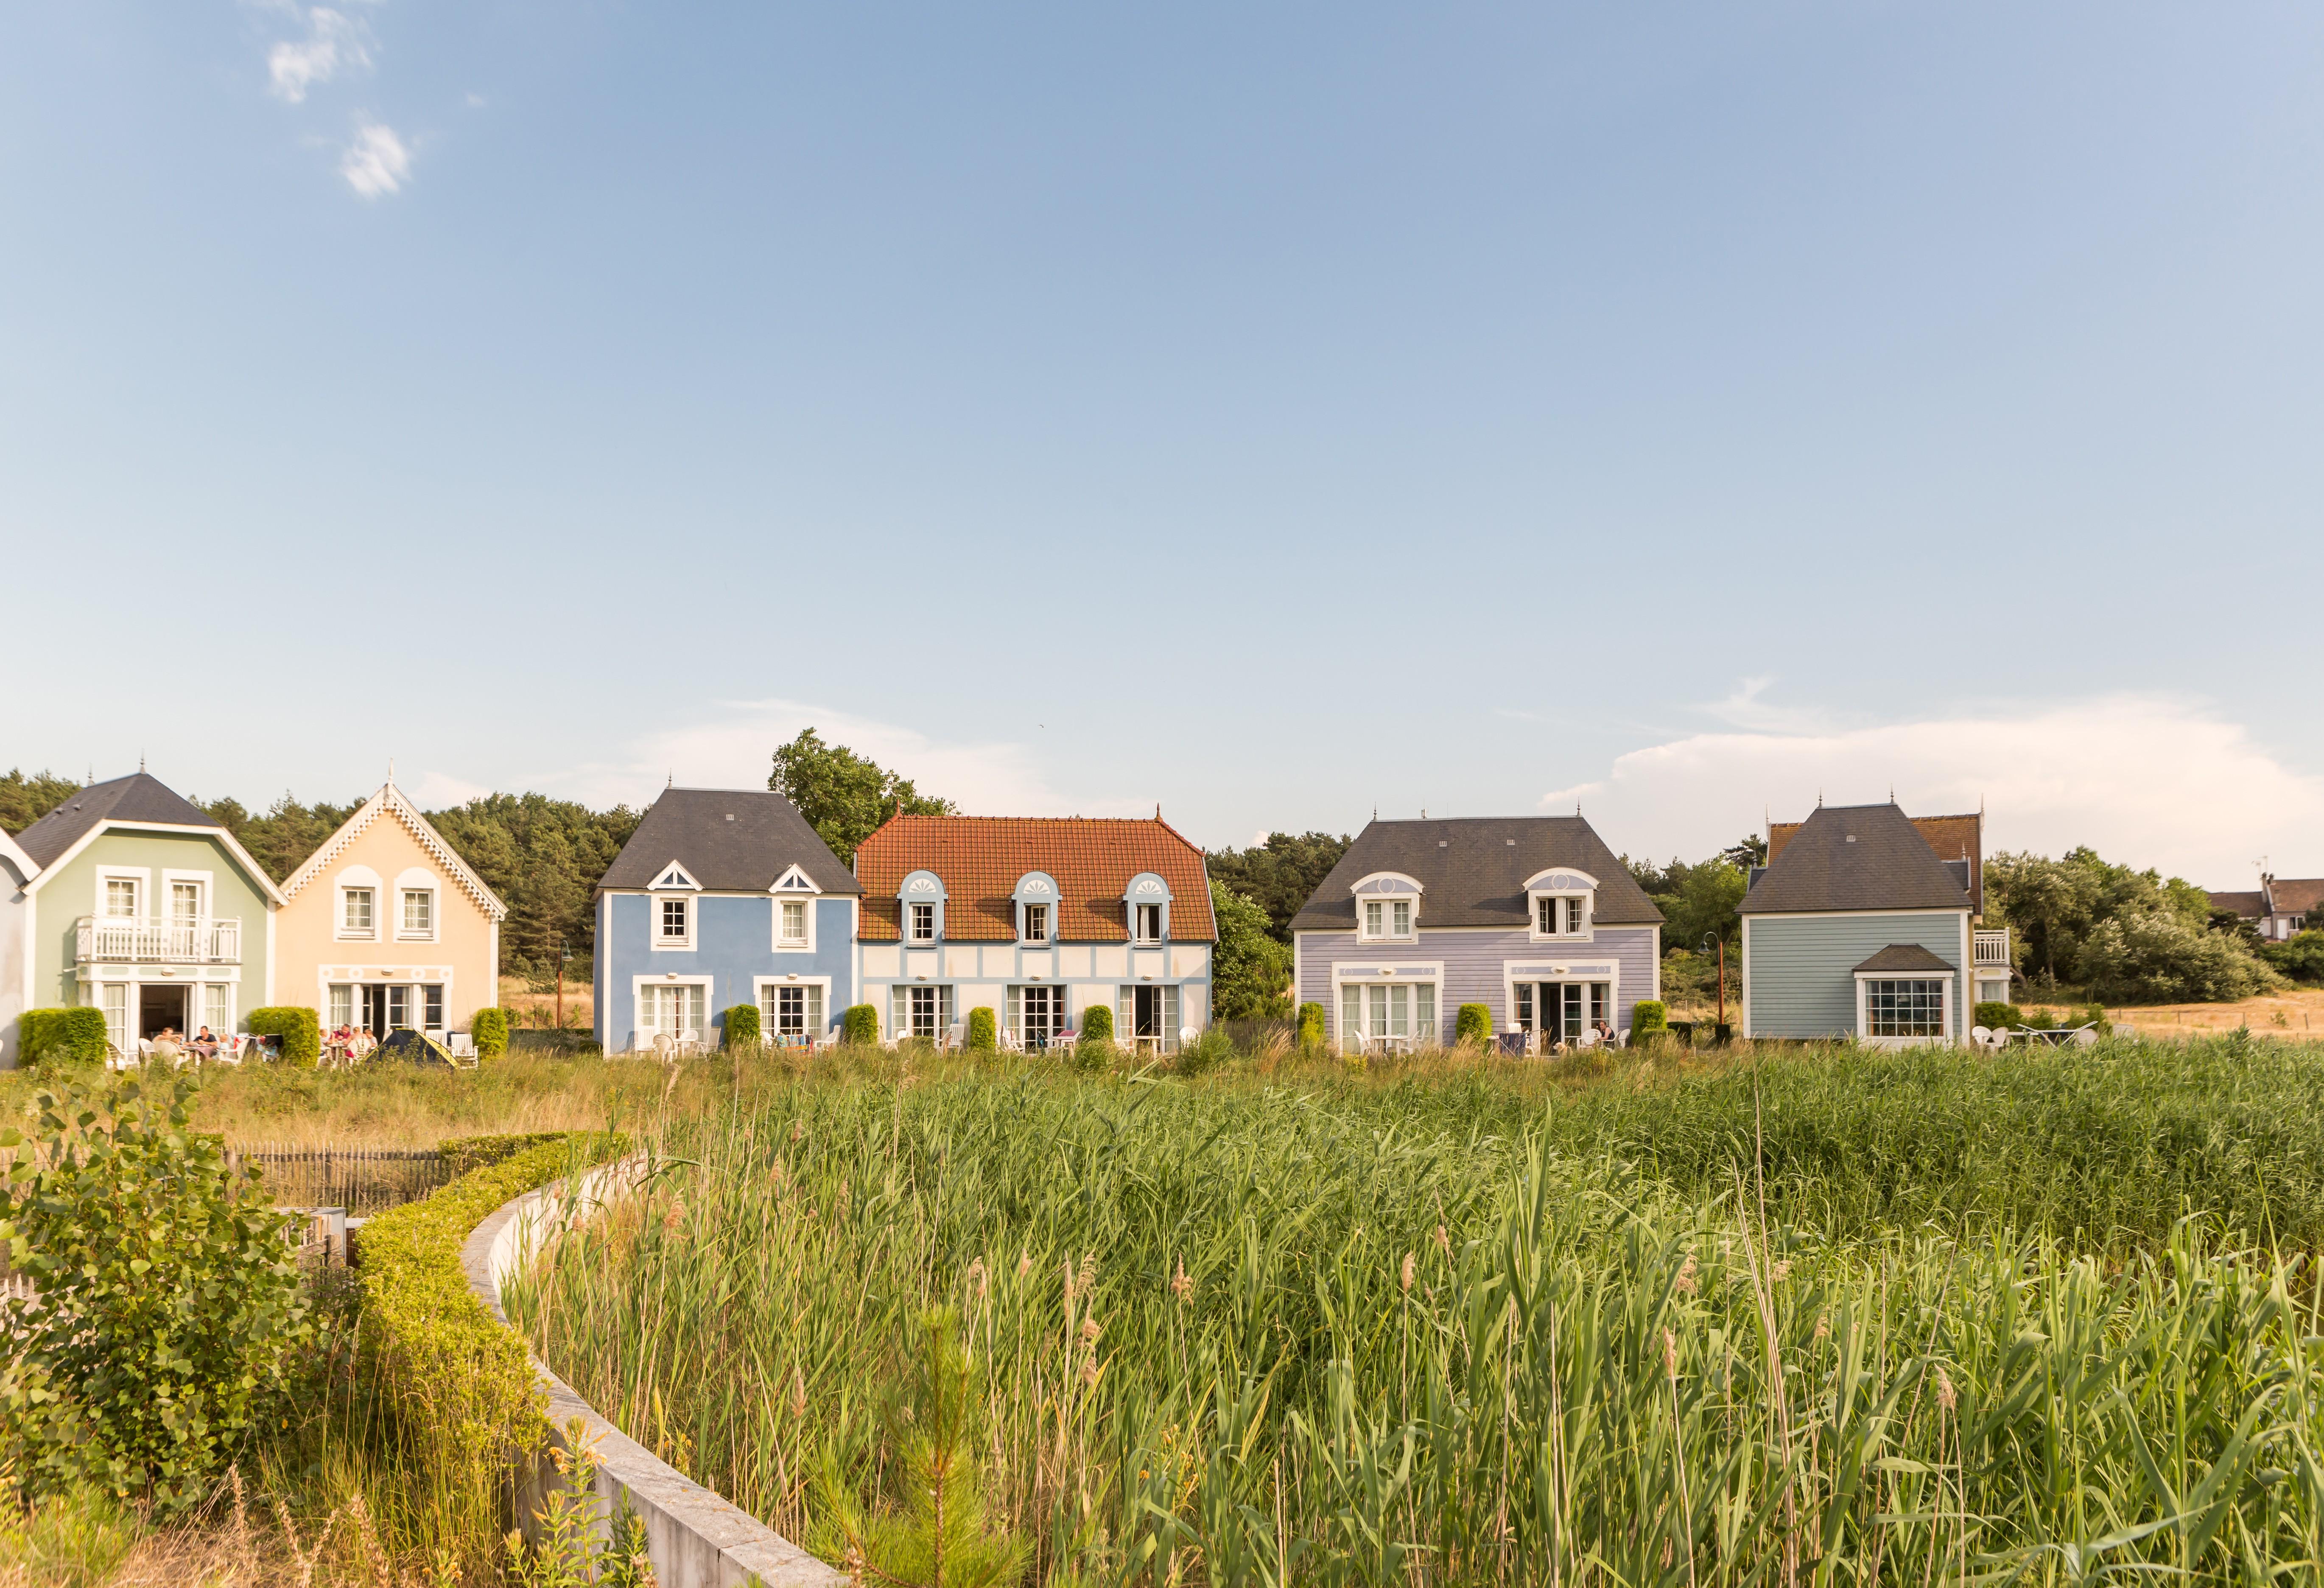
280, 783, 506, 920
770, 864, 823, 894
651, 860, 704, 892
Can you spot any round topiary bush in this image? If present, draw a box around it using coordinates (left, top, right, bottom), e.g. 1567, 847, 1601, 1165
842, 1003, 880, 1045
965, 1006, 997, 1053
1074, 1003, 1115, 1070
469, 1005, 509, 1060
1454, 1003, 1493, 1046
724, 1003, 761, 1049
248, 1006, 322, 1067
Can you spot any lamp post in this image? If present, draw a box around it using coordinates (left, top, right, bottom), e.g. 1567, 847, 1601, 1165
1702, 931, 1727, 1039
555, 940, 571, 1031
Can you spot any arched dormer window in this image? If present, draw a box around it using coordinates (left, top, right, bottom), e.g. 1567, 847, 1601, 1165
900, 869, 946, 944
1350, 871, 1423, 941
1525, 868, 1597, 941
1124, 871, 1171, 944
1012, 871, 1060, 944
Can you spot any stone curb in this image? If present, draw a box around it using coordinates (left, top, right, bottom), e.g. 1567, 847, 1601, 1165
459, 1159, 844, 1588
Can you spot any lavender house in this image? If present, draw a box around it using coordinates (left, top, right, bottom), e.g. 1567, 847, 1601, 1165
1290, 817, 1664, 1051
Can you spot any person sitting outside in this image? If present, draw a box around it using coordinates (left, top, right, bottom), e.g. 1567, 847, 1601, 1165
150, 1026, 183, 1065
190, 1025, 221, 1061
1590, 1018, 1615, 1047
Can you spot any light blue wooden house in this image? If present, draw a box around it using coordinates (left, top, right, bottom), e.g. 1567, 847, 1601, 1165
593, 788, 860, 1050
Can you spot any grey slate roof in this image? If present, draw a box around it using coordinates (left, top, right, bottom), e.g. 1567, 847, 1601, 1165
15, 773, 221, 869
1852, 944, 1957, 974
2207, 891, 2265, 921
1738, 803, 1973, 916
596, 788, 861, 896
1289, 816, 1665, 933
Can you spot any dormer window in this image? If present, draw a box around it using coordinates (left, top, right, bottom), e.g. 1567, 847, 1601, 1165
1024, 902, 1050, 943
1363, 899, 1413, 940
1124, 872, 1172, 944
1525, 869, 1597, 941
910, 902, 937, 942
1349, 872, 1423, 941
1135, 902, 1163, 942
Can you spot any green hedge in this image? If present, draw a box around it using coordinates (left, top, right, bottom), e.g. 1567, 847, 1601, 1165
1079, 1003, 1114, 1043
723, 1003, 761, 1049
1630, 999, 1669, 1037
436, 1132, 580, 1177
965, 1006, 997, 1053
18, 1007, 106, 1068
470, 1006, 509, 1059
359, 1130, 626, 1559
842, 1004, 880, 1045
1296, 1002, 1326, 1049
1454, 1003, 1493, 1045
247, 1007, 320, 1067
1973, 1001, 2022, 1032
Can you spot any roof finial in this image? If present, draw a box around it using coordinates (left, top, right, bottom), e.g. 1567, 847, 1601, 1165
1816, 787, 1823, 807
1889, 783, 1895, 805
140, 752, 146, 773
1372, 805, 1378, 821
1421, 807, 1426, 820
1155, 802, 1161, 820
666, 769, 673, 788
389, 756, 396, 784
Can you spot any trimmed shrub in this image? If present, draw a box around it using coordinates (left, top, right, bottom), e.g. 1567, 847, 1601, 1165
1295, 1002, 1327, 1049
843, 1004, 880, 1045
470, 1005, 510, 1059
247, 1006, 320, 1067
1176, 1029, 1234, 1077
1630, 1000, 1669, 1038
1454, 1003, 1493, 1046
965, 1006, 998, 1053
724, 1003, 761, 1049
437, 1132, 575, 1177
359, 1131, 625, 1565
19, 1007, 106, 1068
1080, 1003, 1114, 1044
1974, 1001, 2022, 1032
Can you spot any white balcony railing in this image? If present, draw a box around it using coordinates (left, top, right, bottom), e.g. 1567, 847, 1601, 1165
1974, 928, 2011, 968
76, 915, 242, 966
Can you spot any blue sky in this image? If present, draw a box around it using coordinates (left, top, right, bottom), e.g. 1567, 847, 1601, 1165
5, 2, 2321, 881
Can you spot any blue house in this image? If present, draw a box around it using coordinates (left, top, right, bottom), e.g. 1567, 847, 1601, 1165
1738, 801, 1975, 1044
1289, 816, 1665, 1051
593, 788, 860, 1050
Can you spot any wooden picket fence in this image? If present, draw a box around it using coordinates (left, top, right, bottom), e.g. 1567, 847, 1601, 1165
229, 1142, 454, 1216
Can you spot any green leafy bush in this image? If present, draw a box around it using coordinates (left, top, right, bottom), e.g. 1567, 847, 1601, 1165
470, 1005, 510, 1059
0, 1078, 311, 1513
2260, 930, 2324, 985
2075, 910, 2280, 1003
17, 1007, 106, 1068
1973, 1001, 2022, 1031
843, 1004, 880, 1045
1176, 1029, 1234, 1076
965, 1006, 997, 1053
724, 1002, 762, 1049
247, 1005, 320, 1067
1074, 1003, 1115, 1071
358, 1131, 625, 1563
1295, 1001, 1326, 1049
437, 1132, 576, 1177
1454, 1003, 1493, 1046
1630, 1000, 1668, 1037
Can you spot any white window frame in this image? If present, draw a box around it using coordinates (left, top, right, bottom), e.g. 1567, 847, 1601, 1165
1498, 960, 1622, 1037
162, 869, 213, 922
340, 886, 378, 940
1134, 902, 1165, 944
1006, 982, 1070, 1049
909, 902, 938, 944
1022, 902, 1051, 945
399, 888, 436, 941
1854, 972, 1954, 1046
98, 983, 130, 1053
753, 975, 833, 1042
96, 867, 148, 919
651, 893, 696, 951
631, 975, 712, 1048
329, 983, 354, 1029
773, 896, 814, 951
201, 983, 232, 1036
890, 982, 954, 1040
1528, 891, 1593, 942
1334, 979, 1438, 1052
1359, 898, 1417, 942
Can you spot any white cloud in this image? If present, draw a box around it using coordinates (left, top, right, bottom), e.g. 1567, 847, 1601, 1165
1541, 694, 2324, 885
268, 7, 372, 103
406, 767, 492, 809
340, 120, 411, 196
531, 699, 1151, 821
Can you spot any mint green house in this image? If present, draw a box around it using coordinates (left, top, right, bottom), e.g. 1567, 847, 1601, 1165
10, 773, 284, 1062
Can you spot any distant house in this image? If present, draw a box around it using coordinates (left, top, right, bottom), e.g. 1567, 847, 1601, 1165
593, 788, 861, 1051
0, 827, 37, 1068
1289, 816, 1664, 1052
277, 781, 508, 1045
852, 815, 1215, 1052
2207, 874, 2321, 942
1767, 805, 2011, 1007
8, 773, 284, 1060
1739, 802, 1981, 1044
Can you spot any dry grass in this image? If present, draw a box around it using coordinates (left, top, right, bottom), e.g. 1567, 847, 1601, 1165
2100, 983, 2324, 1037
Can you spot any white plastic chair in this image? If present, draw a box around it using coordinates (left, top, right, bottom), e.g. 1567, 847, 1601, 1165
652, 1032, 675, 1060
1616, 1028, 1630, 1048
1970, 1024, 1991, 1046
1575, 1028, 1602, 1050
2071, 1026, 2100, 1047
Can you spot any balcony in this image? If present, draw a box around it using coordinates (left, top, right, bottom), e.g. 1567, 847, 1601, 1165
1974, 928, 2011, 968
76, 915, 242, 966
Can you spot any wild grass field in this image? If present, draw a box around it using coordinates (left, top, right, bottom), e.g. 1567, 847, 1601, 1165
510, 1033, 2324, 1586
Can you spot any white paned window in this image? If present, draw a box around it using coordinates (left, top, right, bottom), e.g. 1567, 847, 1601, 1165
172, 882, 202, 921
386, 985, 410, 1030
401, 890, 434, 937
910, 903, 937, 943
1362, 899, 1414, 939
759, 982, 825, 1040
658, 897, 692, 944
1008, 984, 1066, 1049
1534, 895, 1588, 937
330, 984, 353, 1028
1023, 903, 1049, 944
343, 888, 375, 935
639, 983, 707, 1041
1135, 903, 1163, 943
100, 985, 129, 1053
203, 984, 229, 1033
779, 899, 809, 947
105, 878, 139, 918
891, 983, 954, 1040
1865, 979, 1946, 1038
424, 985, 444, 1030
1339, 981, 1437, 1052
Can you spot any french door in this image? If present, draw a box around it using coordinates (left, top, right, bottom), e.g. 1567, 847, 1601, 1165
1514, 982, 1609, 1042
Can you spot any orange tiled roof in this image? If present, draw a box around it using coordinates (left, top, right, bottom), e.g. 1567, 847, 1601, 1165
855, 815, 1216, 943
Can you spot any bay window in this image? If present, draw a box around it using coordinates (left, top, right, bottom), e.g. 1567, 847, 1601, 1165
1863, 978, 1947, 1040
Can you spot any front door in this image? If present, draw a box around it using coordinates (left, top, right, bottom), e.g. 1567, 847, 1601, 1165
1515, 982, 1610, 1044
139, 984, 187, 1042
1133, 985, 1163, 1042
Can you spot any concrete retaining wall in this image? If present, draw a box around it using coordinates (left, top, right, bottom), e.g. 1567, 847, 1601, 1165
459, 1161, 842, 1588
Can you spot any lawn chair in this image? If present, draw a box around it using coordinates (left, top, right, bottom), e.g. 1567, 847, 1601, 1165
2070, 1025, 2100, 1047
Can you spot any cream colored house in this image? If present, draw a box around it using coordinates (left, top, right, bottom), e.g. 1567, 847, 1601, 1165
278, 781, 506, 1042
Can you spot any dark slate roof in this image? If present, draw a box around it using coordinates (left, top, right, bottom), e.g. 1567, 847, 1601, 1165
2207, 891, 2265, 920
1738, 803, 1973, 916
15, 773, 221, 869
596, 788, 861, 896
1289, 816, 1664, 933
1852, 944, 1957, 974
